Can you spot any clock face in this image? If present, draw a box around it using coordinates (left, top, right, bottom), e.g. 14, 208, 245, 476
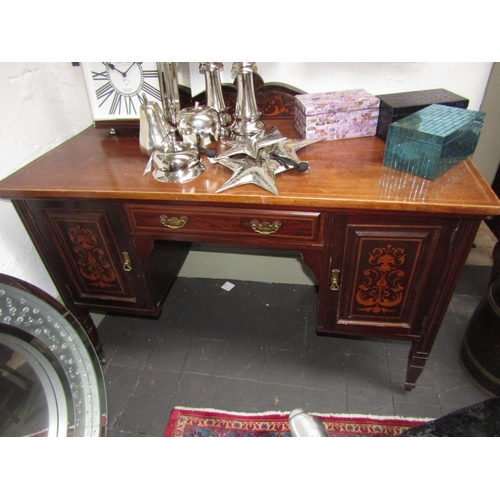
82, 62, 162, 120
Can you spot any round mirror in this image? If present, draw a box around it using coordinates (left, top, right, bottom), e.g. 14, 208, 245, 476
0, 274, 106, 437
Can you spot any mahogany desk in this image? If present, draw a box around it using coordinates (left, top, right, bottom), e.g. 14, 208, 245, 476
1, 118, 499, 389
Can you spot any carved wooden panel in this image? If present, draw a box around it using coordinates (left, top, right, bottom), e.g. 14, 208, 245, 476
40, 209, 136, 302
318, 216, 445, 339
339, 224, 441, 328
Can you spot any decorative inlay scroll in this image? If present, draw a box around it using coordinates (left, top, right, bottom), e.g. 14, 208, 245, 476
255, 89, 299, 117
226, 86, 301, 117
67, 225, 117, 289
355, 244, 407, 314
192, 73, 303, 118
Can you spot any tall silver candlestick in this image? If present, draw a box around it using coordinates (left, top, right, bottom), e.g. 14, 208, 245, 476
157, 62, 180, 125
230, 62, 265, 139
199, 62, 231, 138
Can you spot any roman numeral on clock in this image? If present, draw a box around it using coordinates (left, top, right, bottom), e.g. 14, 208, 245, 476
96, 82, 114, 106
108, 94, 138, 115
124, 96, 137, 115
143, 70, 158, 79
109, 93, 122, 115
92, 70, 108, 80
142, 81, 161, 101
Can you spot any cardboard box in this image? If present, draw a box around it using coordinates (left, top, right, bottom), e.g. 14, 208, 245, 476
295, 89, 379, 141
383, 104, 485, 180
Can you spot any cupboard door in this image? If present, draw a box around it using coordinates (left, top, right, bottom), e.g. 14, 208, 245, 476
19, 200, 156, 314
318, 215, 447, 339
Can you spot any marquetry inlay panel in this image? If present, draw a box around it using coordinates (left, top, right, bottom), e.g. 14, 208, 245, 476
42, 209, 133, 300
350, 238, 422, 320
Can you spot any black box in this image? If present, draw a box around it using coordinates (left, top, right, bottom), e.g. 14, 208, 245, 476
376, 88, 469, 140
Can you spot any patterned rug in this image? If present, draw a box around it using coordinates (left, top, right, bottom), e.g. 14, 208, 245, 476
164, 407, 430, 437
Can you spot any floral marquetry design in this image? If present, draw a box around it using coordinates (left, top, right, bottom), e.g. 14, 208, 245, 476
352, 239, 420, 318
354, 244, 410, 316
255, 90, 298, 117
67, 225, 117, 289
31, 205, 138, 306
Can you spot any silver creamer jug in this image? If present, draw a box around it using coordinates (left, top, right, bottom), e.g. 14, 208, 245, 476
139, 94, 175, 157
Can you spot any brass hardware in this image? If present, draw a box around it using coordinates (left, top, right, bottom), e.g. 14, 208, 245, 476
122, 252, 132, 272
250, 219, 281, 235
330, 269, 340, 291
160, 215, 188, 229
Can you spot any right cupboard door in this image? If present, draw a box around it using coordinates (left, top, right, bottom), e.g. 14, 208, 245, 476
317, 214, 463, 341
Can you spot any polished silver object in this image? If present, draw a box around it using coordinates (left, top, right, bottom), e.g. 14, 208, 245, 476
199, 62, 231, 138
212, 127, 320, 195
157, 62, 181, 124
230, 62, 265, 139
177, 102, 221, 147
266, 132, 324, 174
139, 93, 176, 157
218, 126, 286, 159
152, 141, 205, 183
289, 408, 329, 437
214, 153, 280, 195
143, 132, 177, 176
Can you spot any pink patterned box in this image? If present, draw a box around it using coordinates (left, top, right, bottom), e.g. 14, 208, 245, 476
295, 89, 380, 141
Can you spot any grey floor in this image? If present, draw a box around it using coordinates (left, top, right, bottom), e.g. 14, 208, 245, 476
99, 262, 494, 437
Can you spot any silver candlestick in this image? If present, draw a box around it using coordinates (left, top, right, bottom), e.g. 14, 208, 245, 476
199, 62, 231, 138
157, 62, 181, 125
230, 62, 265, 139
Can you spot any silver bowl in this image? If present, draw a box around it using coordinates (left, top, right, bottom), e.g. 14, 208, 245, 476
152, 143, 205, 183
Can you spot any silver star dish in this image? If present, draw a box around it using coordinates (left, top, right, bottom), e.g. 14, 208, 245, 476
217, 127, 287, 159
214, 153, 281, 195
269, 136, 325, 174
212, 128, 324, 195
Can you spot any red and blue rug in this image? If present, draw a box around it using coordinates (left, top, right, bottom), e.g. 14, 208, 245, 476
164, 407, 430, 437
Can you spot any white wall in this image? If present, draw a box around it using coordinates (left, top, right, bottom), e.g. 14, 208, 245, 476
0, 63, 93, 297
0, 62, 494, 297
473, 63, 500, 185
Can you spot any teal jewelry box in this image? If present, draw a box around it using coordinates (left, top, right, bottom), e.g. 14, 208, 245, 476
383, 104, 485, 180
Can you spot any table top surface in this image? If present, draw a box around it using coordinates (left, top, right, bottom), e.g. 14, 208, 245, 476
1, 118, 499, 216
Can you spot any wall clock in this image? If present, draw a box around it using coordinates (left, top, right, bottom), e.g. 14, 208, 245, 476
81, 62, 162, 127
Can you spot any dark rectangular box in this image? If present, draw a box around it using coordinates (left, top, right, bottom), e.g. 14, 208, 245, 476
376, 88, 469, 140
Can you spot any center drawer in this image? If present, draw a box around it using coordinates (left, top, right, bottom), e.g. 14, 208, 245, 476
125, 204, 322, 244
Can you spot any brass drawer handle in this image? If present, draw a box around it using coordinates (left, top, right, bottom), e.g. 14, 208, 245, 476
160, 215, 188, 229
250, 219, 282, 235
330, 269, 340, 291
122, 252, 132, 272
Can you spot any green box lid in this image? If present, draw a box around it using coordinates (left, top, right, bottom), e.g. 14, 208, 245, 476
388, 104, 485, 146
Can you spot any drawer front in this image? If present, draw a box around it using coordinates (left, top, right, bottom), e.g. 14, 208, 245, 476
125, 204, 322, 244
